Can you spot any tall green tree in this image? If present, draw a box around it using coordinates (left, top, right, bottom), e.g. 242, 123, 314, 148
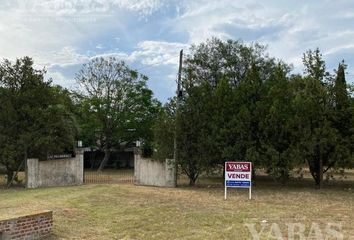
291, 49, 346, 188
177, 83, 214, 185
332, 62, 353, 170
260, 65, 295, 182
228, 65, 265, 173
172, 38, 290, 184
76, 57, 160, 171
0, 57, 77, 184
209, 78, 235, 165
333, 62, 351, 133
152, 99, 176, 161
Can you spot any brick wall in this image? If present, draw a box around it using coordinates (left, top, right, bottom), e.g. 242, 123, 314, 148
0, 211, 52, 240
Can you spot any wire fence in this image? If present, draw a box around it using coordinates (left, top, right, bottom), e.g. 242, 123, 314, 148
84, 169, 135, 184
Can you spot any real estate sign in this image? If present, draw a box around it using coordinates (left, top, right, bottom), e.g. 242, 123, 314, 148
224, 161, 252, 200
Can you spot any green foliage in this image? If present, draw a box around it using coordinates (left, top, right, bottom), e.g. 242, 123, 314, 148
1, 39, 353, 189
0, 57, 77, 184
286, 51, 353, 187
177, 83, 214, 185
176, 38, 288, 184
152, 99, 176, 161
183, 37, 284, 87
159, 38, 354, 187
260, 65, 296, 182
76, 57, 160, 170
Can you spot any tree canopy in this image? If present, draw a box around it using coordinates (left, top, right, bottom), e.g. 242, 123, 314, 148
153, 39, 354, 187
0, 57, 77, 185
76, 57, 160, 171
1, 38, 353, 189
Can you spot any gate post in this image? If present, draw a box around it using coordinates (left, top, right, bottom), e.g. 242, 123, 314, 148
165, 159, 177, 187
75, 148, 84, 185
26, 158, 39, 189
133, 147, 141, 184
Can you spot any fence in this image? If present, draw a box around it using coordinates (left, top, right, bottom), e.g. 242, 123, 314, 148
84, 169, 134, 184
84, 149, 177, 187
83, 148, 135, 184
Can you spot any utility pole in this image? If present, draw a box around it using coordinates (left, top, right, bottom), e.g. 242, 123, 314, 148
173, 49, 183, 186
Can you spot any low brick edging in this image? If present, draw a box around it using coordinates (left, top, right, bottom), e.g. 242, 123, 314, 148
0, 211, 53, 240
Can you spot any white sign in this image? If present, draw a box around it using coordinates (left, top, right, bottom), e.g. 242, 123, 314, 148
224, 161, 252, 200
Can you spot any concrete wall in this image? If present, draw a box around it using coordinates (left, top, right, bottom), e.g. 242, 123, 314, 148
26, 150, 83, 188
0, 211, 53, 240
134, 150, 176, 187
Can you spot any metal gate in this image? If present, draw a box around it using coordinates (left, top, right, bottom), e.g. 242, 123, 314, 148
83, 150, 135, 184
84, 169, 134, 184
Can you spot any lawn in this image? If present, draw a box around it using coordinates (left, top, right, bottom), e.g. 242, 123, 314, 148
0, 175, 353, 240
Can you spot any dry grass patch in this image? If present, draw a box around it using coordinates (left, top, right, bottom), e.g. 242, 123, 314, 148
0, 177, 353, 239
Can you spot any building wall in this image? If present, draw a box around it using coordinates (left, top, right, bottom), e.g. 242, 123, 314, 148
0, 211, 53, 240
26, 150, 83, 188
134, 150, 176, 187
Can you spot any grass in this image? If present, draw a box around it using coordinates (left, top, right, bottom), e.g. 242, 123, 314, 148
0, 169, 134, 186
0, 175, 353, 239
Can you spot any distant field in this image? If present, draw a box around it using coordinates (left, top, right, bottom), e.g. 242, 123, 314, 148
0, 175, 353, 239
0, 172, 26, 187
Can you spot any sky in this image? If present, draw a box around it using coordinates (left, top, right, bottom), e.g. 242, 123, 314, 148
1, 0, 354, 102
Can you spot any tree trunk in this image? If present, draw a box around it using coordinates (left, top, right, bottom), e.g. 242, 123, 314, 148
252, 165, 256, 181
90, 148, 96, 170
318, 147, 324, 189
6, 170, 13, 185
313, 149, 324, 189
98, 147, 110, 172
189, 177, 196, 186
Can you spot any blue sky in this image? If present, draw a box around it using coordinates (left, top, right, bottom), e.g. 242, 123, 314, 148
1, 0, 354, 102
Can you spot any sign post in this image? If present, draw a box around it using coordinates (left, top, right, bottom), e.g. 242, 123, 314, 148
224, 161, 252, 200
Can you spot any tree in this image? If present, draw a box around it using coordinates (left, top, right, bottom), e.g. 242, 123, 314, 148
152, 99, 176, 161
209, 78, 235, 166
76, 57, 160, 171
331, 62, 353, 170
183, 37, 281, 88
290, 49, 346, 188
172, 38, 291, 184
302, 48, 327, 81
0, 57, 77, 185
177, 83, 214, 185
333, 61, 351, 133
260, 65, 295, 183
225, 64, 266, 177
181, 38, 286, 175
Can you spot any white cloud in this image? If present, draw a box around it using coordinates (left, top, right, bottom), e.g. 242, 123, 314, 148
169, 0, 354, 73
130, 41, 187, 66
35, 40, 186, 69
7, 0, 165, 17
0, 0, 166, 67
170, 0, 285, 43
1, 0, 354, 101
47, 70, 73, 88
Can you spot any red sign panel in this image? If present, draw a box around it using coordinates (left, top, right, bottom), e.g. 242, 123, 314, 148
225, 162, 251, 172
